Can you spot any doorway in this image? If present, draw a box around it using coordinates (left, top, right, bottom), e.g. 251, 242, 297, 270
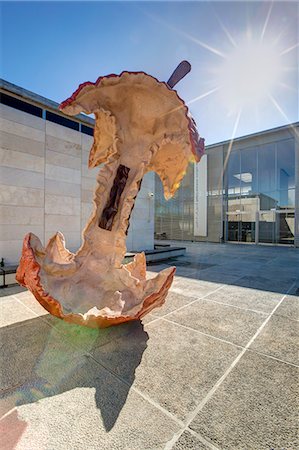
226, 209, 295, 245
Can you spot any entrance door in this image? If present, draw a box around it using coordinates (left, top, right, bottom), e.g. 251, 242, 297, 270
258, 210, 276, 244
226, 211, 256, 243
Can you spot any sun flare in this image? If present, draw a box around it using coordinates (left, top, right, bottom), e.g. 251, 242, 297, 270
216, 38, 283, 113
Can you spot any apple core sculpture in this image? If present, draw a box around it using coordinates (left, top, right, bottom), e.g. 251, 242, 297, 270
16, 61, 205, 328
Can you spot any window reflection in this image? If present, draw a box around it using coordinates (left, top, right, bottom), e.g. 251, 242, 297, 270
240, 146, 257, 196
277, 139, 295, 190
225, 137, 295, 245
258, 143, 276, 194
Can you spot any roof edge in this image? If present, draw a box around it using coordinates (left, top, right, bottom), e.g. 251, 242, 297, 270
0, 78, 95, 127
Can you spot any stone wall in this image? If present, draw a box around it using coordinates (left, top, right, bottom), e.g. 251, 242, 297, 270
0, 103, 154, 264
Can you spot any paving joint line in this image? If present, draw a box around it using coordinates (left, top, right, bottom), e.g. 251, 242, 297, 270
11, 296, 185, 430
146, 283, 226, 326
165, 280, 297, 449
160, 316, 243, 349
166, 295, 270, 317
161, 316, 299, 369
187, 427, 221, 450
8, 264, 298, 441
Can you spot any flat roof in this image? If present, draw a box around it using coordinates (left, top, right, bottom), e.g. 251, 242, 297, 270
0, 78, 95, 127
1, 78, 297, 145
206, 122, 299, 149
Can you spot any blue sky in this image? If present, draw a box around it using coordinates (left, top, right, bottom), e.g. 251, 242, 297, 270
1, 1, 298, 144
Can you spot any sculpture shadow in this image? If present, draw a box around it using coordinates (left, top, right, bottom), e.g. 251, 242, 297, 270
148, 250, 299, 296
0, 315, 148, 433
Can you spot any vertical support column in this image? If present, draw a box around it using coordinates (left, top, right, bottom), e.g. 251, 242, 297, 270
194, 154, 207, 237
255, 211, 259, 245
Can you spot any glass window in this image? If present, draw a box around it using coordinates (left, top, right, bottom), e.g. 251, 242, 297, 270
278, 189, 295, 209
257, 143, 276, 194
227, 150, 241, 196
259, 191, 279, 211
277, 139, 295, 190
240, 146, 257, 196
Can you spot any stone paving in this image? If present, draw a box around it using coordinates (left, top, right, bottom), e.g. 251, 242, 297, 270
0, 241, 298, 450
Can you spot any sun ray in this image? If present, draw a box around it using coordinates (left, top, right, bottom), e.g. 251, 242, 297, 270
187, 35, 227, 59
268, 94, 299, 139
277, 82, 298, 93
157, 86, 220, 121
213, 10, 237, 48
261, 1, 273, 41
280, 42, 299, 56
186, 86, 221, 106
142, 9, 227, 59
218, 109, 242, 192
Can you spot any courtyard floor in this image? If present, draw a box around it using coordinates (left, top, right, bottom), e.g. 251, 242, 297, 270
0, 241, 298, 450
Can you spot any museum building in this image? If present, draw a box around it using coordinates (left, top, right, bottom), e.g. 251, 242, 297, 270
155, 122, 299, 247
0, 79, 155, 264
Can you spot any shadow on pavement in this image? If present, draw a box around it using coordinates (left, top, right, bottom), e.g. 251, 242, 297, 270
148, 254, 299, 295
0, 315, 148, 433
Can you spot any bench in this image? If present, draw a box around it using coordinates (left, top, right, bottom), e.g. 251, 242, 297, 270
0, 265, 18, 288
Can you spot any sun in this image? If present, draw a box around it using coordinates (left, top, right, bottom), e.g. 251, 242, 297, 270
216, 37, 283, 114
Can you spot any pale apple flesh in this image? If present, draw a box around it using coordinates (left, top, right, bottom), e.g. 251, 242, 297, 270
16, 71, 204, 328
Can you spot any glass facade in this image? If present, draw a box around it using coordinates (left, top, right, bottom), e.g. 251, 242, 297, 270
155, 125, 298, 247
225, 138, 295, 245
155, 163, 195, 241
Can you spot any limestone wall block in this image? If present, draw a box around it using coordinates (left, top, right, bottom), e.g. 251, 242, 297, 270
45, 194, 81, 216
46, 149, 81, 170
0, 104, 45, 131
0, 131, 45, 157
0, 148, 44, 173
0, 224, 44, 241
0, 240, 24, 264
45, 179, 81, 198
45, 214, 81, 232
0, 205, 44, 225
0, 167, 44, 189
45, 164, 81, 184
46, 121, 81, 145
46, 135, 81, 158
0, 184, 44, 207
81, 133, 93, 152
0, 117, 45, 143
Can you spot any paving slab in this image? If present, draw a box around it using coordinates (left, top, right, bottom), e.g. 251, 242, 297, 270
150, 291, 197, 317
170, 276, 220, 298
0, 316, 88, 392
274, 293, 299, 320
172, 430, 212, 449
0, 285, 26, 297
250, 314, 299, 365
233, 275, 295, 294
0, 296, 42, 328
205, 284, 283, 314
1, 356, 180, 450
90, 319, 240, 422
13, 290, 49, 317
189, 351, 299, 450
167, 298, 266, 346
1, 242, 298, 449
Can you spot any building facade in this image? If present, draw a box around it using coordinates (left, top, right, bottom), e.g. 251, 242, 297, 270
155, 123, 299, 247
0, 79, 155, 264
